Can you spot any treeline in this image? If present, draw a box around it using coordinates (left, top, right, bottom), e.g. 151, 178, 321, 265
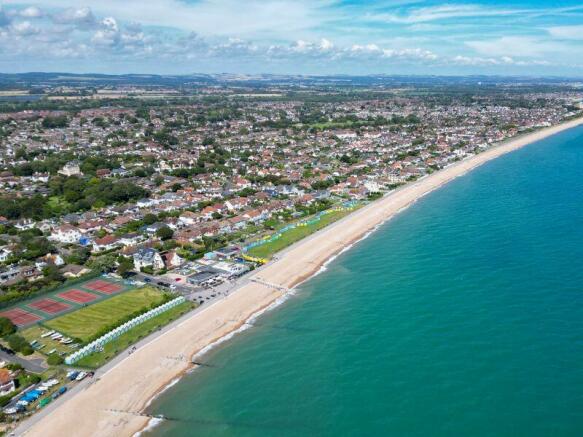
9, 153, 122, 177
0, 96, 200, 114
0, 177, 148, 220
42, 115, 69, 128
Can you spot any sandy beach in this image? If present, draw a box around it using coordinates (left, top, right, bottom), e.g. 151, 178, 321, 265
16, 116, 583, 437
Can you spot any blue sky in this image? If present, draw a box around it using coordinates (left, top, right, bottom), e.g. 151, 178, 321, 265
1, 0, 583, 76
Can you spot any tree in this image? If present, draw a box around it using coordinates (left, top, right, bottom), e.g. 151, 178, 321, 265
42, 264, 64, 282
156, 225, 174, 240
143, 213, 158, 225
65, 247, 90, 265
6, 334, 30, 354
0, 317, 16, 336
42, 115, 69, 129
87, 253, 117, 272
117, 256, 134, 278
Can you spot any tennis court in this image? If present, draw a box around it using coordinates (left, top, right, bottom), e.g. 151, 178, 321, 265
28, 298, 71, 315
0, 308, 42, 327
28, 298, 71, 314
84, 280, 123, 294
58, 289, 99, 304
0, 276, 133, 328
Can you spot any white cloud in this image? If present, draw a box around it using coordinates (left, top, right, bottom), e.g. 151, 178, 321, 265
5, 0, 338, 40
369, 4, 526, 24
547, 25, 583, 40
452, 55, 550, 67
0, 2, 576, 73
11, 20, 40, 36
466, 36, 563, 58
52, 7, 96, 28
20, 6, 43, 18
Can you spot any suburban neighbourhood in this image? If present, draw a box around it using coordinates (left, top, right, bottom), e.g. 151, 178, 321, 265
0, 74, 581, 430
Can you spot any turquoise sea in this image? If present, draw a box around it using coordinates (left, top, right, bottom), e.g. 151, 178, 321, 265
148, 125, 583, 436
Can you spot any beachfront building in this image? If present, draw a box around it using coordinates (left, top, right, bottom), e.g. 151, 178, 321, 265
133, 248, 165, 271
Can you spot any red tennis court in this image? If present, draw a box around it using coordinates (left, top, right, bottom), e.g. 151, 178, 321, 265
84, 279, 123, 294
28, 298, 71, 315
0, 308, 42, 326
58, 289, 98, 304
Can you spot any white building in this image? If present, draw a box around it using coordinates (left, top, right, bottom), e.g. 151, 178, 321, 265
133, 248, 165, 271
0, 247, 12, 263
50, 224, 82, 244
58, 161, 83, 177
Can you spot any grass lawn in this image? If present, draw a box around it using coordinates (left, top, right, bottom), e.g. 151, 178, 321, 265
21, 325, 78, 356
74, 301, 194, 368
247, 208, 356, 259
44, 287, 167, 342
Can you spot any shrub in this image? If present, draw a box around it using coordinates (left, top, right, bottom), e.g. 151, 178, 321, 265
0, 395, 13, 407
0, 317, 16, 336
6, 334, 29, 353
5, 363, 23, 371
47, 354, 64, 366
21, 344, 34, 356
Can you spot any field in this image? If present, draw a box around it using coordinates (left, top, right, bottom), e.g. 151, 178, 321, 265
44, 287, 166, 342
74, 301, 193, 368
247, 208, 356, 259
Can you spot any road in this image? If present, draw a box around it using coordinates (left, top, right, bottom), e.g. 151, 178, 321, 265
0, 350, 46, 374
12, 265, 272, 436
132, 271, 249, 306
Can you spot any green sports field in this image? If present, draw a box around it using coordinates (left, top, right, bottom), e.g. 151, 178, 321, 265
44, 286, 167, 342
247, 208, 356, 259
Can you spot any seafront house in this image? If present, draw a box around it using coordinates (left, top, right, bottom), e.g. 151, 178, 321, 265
133, 248, 165, 271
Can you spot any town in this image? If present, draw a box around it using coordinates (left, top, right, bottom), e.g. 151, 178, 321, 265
0, 74, 581, 427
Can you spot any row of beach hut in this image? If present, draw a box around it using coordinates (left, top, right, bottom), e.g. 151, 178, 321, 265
64, 296, 186, 365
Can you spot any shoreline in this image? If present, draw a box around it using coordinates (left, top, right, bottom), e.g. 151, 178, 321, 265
16, 116, 583, 437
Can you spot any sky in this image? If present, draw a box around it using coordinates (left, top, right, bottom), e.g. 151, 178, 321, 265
0, 0, 583, 76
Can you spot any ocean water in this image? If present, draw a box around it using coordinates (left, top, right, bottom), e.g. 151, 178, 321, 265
148, 126, 583, 437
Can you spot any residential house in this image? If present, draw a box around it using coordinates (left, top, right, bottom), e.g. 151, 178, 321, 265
0, 247, 12, 263
0, 369, 15, 396
178, 211, 199, 226
118, 233, 142, 247
92, 235, 121, 252
162, 251, 184, 270
58, 161, 83, 177
133, 248, 164, 271
61, 264, 92, 279
50, 224, 82, 244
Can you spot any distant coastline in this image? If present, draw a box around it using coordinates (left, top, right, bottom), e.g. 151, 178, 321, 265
16, 115, 583, 437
